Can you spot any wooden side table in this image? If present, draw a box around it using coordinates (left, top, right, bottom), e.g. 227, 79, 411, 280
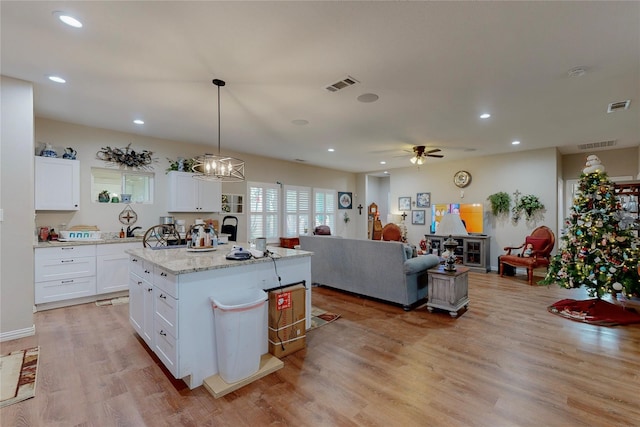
427, 266, 470, 317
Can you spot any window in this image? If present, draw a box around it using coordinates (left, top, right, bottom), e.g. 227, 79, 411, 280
248, 182, 280, 242
91, 168, 154, 203
284, 185, 311, 237
314, 188, 336, 232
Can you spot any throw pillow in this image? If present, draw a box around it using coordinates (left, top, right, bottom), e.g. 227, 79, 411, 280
525, 236, 548, 253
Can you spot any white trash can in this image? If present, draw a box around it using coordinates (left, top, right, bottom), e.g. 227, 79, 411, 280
211, 288, 267, 383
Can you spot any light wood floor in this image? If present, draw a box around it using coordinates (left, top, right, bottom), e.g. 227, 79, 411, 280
2, 272, 640, 427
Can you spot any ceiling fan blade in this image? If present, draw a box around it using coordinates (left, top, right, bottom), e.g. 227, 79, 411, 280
425, 148, 441, 154
427, 154, 444, 158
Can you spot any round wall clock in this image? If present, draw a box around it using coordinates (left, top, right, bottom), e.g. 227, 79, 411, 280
453, 170, 471, 188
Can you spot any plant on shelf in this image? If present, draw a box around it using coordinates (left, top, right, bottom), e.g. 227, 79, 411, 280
487, 191, 511, 217
98, 190, 111, 203
166, 157, 196, 173
512, 194, 544, 223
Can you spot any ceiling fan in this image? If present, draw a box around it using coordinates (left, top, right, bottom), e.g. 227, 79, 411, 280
410, 146, 444, 165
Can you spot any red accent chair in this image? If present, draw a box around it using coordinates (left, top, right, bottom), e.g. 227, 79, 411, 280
381, 223, 403, 241
313, 225, 331, 235
499, 226, 555, 285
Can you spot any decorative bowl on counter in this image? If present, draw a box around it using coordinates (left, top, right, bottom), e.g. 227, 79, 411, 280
58, 230, 102, 240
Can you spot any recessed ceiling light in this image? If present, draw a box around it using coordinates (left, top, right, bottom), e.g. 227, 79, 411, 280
357, 93, 379, 103
53, 11, 83, 28
133, 119, 144, 125
380, 161, 386, 165
48, 75, 66, 83
512, 140, 521, 145
384, 171, 389, 175
291, 119, 309, 126
480, 113, 491, 119
328, 148, 335, 152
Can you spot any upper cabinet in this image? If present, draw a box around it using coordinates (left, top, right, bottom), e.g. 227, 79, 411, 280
167, 171, 221, 212
35, 156, 80, 210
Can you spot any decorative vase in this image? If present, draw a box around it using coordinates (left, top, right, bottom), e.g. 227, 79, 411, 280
98, 192, 110, 203
62, 147, 77, 160
40, 143, 57, 158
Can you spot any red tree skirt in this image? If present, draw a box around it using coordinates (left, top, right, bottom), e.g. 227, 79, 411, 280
548, 298, 640, 326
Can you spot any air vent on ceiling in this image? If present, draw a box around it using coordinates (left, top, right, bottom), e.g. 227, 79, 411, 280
294, 158, 306, 162
577, 140, 617, 150
607, 100, 630, 113
325, 75, 359, 92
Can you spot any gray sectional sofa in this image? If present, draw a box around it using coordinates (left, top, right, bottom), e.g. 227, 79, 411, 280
299, 235, 440, 310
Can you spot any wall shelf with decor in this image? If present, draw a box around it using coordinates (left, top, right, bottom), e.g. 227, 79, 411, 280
221, 194, 244, 214
425, 234, 491, 273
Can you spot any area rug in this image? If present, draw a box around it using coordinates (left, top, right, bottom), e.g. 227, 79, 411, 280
0, 346, 39, 408
96, 296, 129, 306
309, 306, 340, 330
548, 298, 640, 326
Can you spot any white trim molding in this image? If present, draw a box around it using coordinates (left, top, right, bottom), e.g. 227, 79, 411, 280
0, 325, 35, 342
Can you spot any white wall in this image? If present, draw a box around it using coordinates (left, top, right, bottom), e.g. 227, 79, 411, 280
34, 118, 357, 242
385, 148, 560, 271
1, 76, 35, 340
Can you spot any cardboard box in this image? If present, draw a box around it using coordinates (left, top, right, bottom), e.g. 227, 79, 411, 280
268, 284, 306, 357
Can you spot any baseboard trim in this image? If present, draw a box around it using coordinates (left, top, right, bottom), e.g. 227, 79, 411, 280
0, 324, 36, 342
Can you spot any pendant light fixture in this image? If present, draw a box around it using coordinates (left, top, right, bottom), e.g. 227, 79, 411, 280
192, 79, 245, 182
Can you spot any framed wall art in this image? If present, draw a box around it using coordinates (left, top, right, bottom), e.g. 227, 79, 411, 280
338, 192, 352, 209
412, 210, 426, 225
398, 197, 411, 211
416, 192, 431, 208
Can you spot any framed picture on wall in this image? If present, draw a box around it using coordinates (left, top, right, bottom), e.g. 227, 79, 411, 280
416, 192, 431, 208
338, 192, 352, 209
412, 210, 426, 225
398, 197, 411, 211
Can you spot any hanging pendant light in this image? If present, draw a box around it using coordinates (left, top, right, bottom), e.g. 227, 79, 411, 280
192, 79, 245, 182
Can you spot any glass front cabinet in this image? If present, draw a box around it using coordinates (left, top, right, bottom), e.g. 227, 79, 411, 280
425, 234, 491, 273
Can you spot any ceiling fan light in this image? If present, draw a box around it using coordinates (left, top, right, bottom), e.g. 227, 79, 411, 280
416, 157, 425, 165
410, 156, 418, 164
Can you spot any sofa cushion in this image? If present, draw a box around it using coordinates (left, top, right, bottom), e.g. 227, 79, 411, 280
404, 254, 440, 275
403, 244, 414, 260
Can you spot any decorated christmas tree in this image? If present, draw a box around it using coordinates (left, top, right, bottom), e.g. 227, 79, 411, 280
541, 155, 640, 299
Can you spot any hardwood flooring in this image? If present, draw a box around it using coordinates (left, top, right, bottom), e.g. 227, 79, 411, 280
2, 272, 640, 426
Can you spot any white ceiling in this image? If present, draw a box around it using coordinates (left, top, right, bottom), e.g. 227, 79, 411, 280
2, 1, 639, 173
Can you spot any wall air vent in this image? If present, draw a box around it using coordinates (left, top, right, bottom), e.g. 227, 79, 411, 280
325, 75, 359, 92
607, 100, 630, 113
577, 140, 617, 150
294, 158, 306, 162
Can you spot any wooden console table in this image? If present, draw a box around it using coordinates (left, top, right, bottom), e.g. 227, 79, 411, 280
427, 266, 470, 317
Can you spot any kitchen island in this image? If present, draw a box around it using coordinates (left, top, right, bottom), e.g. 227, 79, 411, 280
126, 245, 312, 389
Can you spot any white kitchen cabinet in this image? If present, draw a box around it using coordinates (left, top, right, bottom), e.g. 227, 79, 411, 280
96, 242, 140, 294
167, 171, 221, 212
35, 156, 80, 210
35, 245, 96, 304
129, 256, 155, 348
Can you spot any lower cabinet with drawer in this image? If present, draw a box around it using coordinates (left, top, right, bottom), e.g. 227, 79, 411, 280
129, 260, 180, 378
35, 241, 141, 309
35, 245, 97, 304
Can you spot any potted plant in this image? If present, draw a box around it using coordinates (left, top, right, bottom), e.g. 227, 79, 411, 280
98, 190, 111, 203
512, 194, 544, 223
487, 192, 511, 217
166, 157, 196, 173
343, 212, 351, 224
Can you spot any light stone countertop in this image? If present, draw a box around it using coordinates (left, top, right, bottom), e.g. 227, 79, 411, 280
34, 237, 144, 248
126, 245, 313, 275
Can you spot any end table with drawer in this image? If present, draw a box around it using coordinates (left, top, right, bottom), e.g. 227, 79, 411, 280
426, 266, 470, 317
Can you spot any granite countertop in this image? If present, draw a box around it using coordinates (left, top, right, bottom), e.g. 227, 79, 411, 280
35, 237, 144, 248
126, 245, 313, 275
